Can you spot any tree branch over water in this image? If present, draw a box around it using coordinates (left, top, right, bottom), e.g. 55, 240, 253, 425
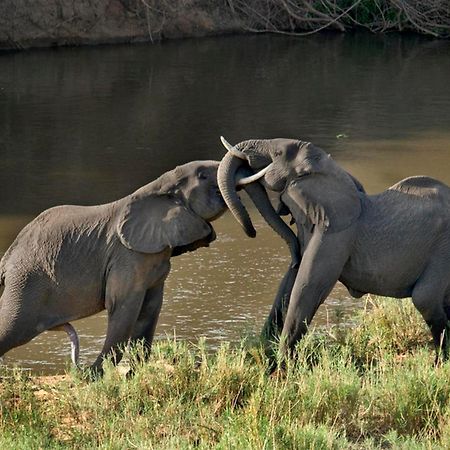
0, 1, 448, 51
222, 0, 450, 37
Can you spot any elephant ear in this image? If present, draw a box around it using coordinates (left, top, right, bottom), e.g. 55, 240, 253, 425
286, 171, 362, 234
117, 193, 213, 254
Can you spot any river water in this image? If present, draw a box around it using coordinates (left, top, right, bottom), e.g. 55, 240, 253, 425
1, 33, 450, 373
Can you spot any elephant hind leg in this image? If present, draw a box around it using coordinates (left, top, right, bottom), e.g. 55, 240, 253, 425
411, 278, 449, 360
0, 279, 50, 359
0, 305, 39, 359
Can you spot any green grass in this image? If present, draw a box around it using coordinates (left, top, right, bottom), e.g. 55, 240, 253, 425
1, 297, 450, 449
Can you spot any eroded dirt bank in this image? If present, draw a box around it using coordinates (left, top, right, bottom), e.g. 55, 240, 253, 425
0, 0, 240, 51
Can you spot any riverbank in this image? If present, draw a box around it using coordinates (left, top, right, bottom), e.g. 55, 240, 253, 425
2, 297, 450, 449
1, 1, 448, 51
0, 0, 239, 51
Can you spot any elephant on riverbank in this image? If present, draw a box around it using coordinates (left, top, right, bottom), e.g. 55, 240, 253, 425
218, 137, 450, 360
0, 160, 228, 375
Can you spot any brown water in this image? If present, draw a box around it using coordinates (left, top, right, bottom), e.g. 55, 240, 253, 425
1, 33, 450, 373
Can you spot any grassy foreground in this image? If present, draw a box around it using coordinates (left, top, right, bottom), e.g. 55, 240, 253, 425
1, 298, 450, 449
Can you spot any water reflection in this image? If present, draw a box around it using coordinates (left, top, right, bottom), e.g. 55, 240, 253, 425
0, 33, 449, 372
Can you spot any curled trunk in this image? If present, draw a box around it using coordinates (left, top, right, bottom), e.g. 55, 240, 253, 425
217, 152, 256, 238
218, 149, 300, 265
244, 183, 300, 266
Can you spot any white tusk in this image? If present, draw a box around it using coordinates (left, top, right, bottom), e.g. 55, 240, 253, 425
236, 163, 272, 186
220, 136, 247, 160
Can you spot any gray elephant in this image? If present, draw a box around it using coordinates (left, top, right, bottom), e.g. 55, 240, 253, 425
218, 137, 450, 360
0, 160, 228, 374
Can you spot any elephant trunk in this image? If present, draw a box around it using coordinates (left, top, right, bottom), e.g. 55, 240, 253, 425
244, 183, 300, 267
217, 152, 256, 238
218, 137, 300, 265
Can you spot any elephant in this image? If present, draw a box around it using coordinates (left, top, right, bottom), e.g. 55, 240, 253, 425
218, 137, 450, 360
0, 160, 229, 374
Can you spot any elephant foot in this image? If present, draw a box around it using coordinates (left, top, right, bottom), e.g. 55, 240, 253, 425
434, 332, 449, 367
434, 349, 447, 367
434, 325, 450, 366
266, 356, 287, 376
125, 367, 138, 380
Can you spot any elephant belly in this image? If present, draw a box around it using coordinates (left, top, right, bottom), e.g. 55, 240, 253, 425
340, 251, 434, 299
53, 278, 106, 318
339, 272, 414, 299
341, 190, 450, 298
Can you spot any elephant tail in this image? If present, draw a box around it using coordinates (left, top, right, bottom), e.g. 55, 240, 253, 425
64, 323, 80, 367
51, 323, 80, 367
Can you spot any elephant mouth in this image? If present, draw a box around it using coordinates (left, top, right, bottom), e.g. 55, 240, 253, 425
205, 187, 226, 222
215, 187, 226, 206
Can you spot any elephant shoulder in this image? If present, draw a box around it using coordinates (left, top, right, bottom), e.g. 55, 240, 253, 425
389, 176, 450, 201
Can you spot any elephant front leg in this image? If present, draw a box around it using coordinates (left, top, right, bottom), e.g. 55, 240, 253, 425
262, 264, 299, 343
90, 289, 146, 377
128, 283, 165, 368
279, 229, 353, 357
262, 226, 307, 343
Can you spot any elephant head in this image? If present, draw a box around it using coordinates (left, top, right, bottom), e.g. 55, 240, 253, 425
117, 160, 226, 256
218, 137, 363, 237
217, 138, 301, 265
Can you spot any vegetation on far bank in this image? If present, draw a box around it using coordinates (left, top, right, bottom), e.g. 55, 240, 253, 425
225, 0, 450, 38
1, 0, 449, 51
2, 297, 450, 449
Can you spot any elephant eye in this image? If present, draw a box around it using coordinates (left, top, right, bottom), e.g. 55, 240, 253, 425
197, 171, 208, 180
274, 150, 282, 157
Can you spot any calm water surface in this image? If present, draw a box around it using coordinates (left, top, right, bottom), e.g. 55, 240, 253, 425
1, 33, 450, 373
